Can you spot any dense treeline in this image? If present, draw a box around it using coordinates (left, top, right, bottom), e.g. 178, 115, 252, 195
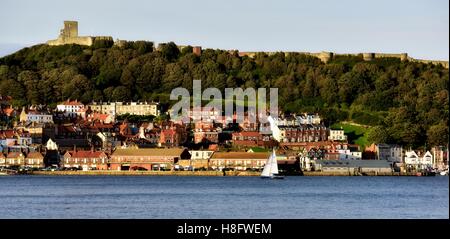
0, 41, 448, 148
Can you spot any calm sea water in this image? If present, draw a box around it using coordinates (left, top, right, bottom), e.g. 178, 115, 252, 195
0, 175, 448, 219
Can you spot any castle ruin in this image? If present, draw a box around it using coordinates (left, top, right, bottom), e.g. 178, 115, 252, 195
238, 51, 448, 68
46, 21, 113, 46
45, 21, 448, 68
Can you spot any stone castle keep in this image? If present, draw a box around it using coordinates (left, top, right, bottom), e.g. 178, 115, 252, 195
46, 21, 113, 46
46, 21, 448, 68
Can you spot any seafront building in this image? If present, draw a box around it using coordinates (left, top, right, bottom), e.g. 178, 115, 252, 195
404, 150, 434, 170
110, 148, 191, 171
209, 152, 270, 171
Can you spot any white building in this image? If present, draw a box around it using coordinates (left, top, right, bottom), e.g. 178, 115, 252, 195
404, 151, 419, 164
328, 129, 347, 141
19, 107, 53, 124
25, 112, 53, 124
56, 99, 85, 117
404, 150, 433, 169
337, 150, 362, 160
297, 113, 321, 125
189, 150, 214, 160
45, 138, 58, 150
422, 151, 433, 166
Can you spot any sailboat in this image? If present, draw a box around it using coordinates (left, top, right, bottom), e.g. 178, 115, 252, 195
261, 149, 284, 179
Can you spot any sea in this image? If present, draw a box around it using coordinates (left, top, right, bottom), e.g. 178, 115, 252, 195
0, 175, 448, 219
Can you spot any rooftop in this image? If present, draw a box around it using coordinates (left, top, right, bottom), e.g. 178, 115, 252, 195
112, 148, 187, 157
211, 152, 270, 159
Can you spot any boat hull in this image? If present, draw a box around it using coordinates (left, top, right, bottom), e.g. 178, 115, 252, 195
260, 175, 285, 179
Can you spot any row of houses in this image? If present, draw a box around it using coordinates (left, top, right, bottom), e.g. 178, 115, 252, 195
16, 100, 159, 124
57, 100, 160, 118
61, 148, 292, 172
0, 151, 45, 168
0, 142, 446, 174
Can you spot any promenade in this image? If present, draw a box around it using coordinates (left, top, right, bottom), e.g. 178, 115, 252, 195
28, 170, 424, 176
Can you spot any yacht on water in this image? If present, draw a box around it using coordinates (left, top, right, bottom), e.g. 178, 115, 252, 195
261, 149, 284, 179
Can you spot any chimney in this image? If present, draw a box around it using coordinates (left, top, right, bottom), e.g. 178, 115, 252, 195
73, 145, 77, 152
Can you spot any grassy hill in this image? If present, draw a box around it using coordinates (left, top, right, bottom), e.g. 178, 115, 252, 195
331, 122, 370, 149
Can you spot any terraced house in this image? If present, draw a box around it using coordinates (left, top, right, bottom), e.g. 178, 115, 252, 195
63, 150, 108, 170
209, 152, 270, 171
0, 151, 44, 168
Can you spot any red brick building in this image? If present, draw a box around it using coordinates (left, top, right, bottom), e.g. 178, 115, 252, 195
231, 131, 276, 148
278, 125, 328, 144
193, 121, 219, 144
63, 150, 108, 170
159, 124, 187, 147
110, 148, 191, 171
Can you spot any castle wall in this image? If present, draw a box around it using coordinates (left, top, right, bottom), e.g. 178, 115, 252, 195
47, 36, 93, 46
63, 21, 78, 38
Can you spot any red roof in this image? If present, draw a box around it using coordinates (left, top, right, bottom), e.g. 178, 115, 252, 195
60, 99, 83, 106
88, 113, 109, 121
0, 130, 15, 138
6, 152, 22, 158
26, 152, 43, 159
232, 131, 261, 137
66, 151, 106, 158
3, 107, 15, 116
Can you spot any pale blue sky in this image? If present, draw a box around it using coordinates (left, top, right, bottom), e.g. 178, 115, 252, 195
1, 0, 448, 60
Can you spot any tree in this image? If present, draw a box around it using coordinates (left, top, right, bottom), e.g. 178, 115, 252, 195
427, 121, 449, 147
159, 42, 180, 62
0, 79, 26, 106
112, 86, 131, 101
133, 41, 154, 54
181, 46, 193, 56
367, 126, 391, 144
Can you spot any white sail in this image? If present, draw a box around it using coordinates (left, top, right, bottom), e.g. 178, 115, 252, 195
269, 150, 279, 175
261, 149, 278, 177
261, 156, 272, 177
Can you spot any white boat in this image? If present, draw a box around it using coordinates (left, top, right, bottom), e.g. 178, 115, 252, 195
439, 169, 448, 176
261, 149, 284, 179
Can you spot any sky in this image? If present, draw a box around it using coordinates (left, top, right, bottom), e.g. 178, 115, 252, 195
0, 0, 448, 60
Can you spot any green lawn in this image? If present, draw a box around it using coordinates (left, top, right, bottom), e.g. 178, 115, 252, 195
331, 122, 371, 149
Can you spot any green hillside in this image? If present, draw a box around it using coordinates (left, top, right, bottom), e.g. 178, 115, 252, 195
0, 41, 448, 148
